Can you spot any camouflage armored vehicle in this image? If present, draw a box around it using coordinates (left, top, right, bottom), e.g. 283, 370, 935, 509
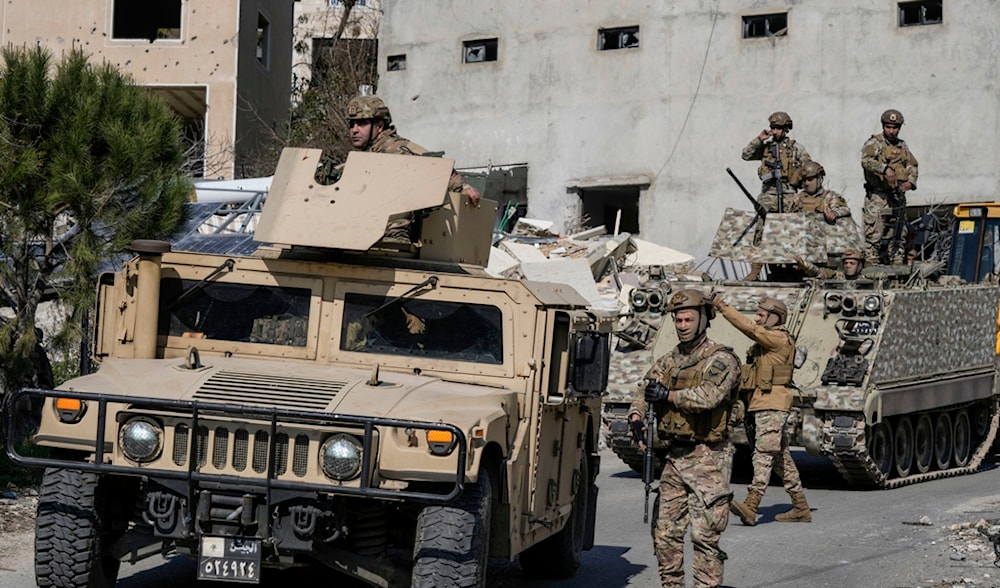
604, 205, 1000, 489
6, 149, 611, 587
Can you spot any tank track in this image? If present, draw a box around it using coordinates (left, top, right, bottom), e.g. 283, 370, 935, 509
821, 398, 999, 489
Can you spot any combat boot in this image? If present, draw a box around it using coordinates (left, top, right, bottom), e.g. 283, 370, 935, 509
774, 490, 812, 523
730, 489, 762, 526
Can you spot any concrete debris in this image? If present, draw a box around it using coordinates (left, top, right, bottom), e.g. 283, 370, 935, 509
492, 221, 699, 318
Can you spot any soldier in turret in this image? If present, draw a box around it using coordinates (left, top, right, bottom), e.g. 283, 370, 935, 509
626, 290, 741, 588
787, 161, 851, 223
861, 109, 918, 265
345, 95, 481, 207
714, 296, 812, 527
742, 111, 812, 280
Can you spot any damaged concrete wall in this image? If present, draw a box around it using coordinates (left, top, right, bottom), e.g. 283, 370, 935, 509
377, 1, 1000, 261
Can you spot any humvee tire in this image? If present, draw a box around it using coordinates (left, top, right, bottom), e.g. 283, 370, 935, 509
411, 468, 493, 587
518, 453, 589, 578
36, 468, 122, 588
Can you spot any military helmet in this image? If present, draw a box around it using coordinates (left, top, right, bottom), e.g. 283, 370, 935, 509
666, 289, 716, 319
842, 248, 864, 262
801, 161, 825, 180
346, 95, 392, 124
757, 297, 787, 325
880, 109, 904, 126
768, 111, 793, 130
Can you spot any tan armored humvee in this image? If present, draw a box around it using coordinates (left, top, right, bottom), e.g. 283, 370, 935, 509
7, 149, 611, 587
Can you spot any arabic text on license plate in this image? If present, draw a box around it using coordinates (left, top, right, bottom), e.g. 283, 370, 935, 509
198, 536, 261, 584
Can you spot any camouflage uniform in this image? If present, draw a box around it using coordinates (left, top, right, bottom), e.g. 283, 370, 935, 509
627, 334, 740, 588
861, 130, 919, 265
717, 301, 810, 525
741, 136, 811, 213
787, 188, 851, 220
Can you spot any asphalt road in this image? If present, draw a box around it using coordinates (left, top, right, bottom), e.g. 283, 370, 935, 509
3, 447, 999, 587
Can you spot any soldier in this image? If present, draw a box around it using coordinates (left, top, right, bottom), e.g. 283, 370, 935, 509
626, 290, 740, 588
795, 247, 865, 280
346, 95, 481, 206
742, 111, 811, 214
714, 296, 812, 526
861, 109, 919, 266
787, 161, 851, 224
742, 111, 812, 280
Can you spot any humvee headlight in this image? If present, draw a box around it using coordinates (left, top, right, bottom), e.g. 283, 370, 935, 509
863, 295, 881, 314
426, 429, 456, 456
320, 434, 363, 481
54, 397, 86, 423
119, 418, 163, 462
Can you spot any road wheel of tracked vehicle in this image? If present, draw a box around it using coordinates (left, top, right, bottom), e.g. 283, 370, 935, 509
868, 421, 893, 476
952, 410, 972, 467
972, 403, 991, 441
892, 416, 914, 478
933, 412, 953, 470
913, 414, 934, 474
412, 468, 493, 588
35, 468, 124, 588
519, 453, 589, 578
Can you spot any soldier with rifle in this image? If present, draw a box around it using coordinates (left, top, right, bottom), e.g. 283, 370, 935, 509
861, 109, 919, 265
626, 290, 740, 588
741, 112, 812, 279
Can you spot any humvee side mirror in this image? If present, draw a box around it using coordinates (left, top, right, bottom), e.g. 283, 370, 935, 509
569, 330, 610, 395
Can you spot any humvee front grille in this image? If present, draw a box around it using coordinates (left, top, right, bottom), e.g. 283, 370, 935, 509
173, 425, 296, 478
194, 371, 347, 410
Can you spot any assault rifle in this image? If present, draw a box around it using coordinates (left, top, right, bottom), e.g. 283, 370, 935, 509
769, 141, 784, 213
642, 381, 658, 524
883, 188, 909, 264
727, 167, 769, 245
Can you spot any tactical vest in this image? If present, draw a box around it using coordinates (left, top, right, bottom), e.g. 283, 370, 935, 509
757, 140, 803, 188
739, 329, 794, 392
657, 344, 736, 444
796, 194, 824, 213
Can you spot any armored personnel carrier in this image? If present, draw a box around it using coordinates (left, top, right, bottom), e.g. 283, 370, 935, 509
603, 205, 1000, 489
5, 149, 612, 587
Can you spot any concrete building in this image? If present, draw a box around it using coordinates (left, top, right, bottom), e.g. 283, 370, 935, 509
292, 0, 381, 103
378, 0, 998, 262
1, 0, 295, 180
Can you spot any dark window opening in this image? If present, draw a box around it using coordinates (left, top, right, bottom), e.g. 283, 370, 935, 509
580, 187, 640, 235
387, 54, 407, 71
899, 1, 943, 26
742, 13, 788, 38
463, 38, 498, 63
598, 26, 640, 51
341, 293, 504, 364
112, 0, 181, 41
159, 279, 312, 347
256, 14, 270, 68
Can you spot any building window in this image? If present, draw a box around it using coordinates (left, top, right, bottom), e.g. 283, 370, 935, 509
899, 1, 943, 26
580, 188, 640, 235
256, 14, 270, 68
742, 13, 788, 38
463, 39, 498, 63
330, 0, 369, 6
112, 0, 182, 41
598, 26, 639, 51
387, 54, 407, 71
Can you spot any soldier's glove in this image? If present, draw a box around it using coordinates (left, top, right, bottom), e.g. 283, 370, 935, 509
644, 380, 670, 404
629, 419, 645, 444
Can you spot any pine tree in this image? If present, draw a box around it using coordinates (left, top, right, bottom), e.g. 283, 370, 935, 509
0, 46, 190, 406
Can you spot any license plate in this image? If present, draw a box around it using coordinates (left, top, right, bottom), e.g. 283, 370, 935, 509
198, 536, 262, 584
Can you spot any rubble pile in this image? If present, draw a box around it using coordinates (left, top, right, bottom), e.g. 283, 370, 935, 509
924, 518, 1000, 587
0, 485, 38, 535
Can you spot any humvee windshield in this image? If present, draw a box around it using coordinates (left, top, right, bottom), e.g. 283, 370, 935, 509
340, 292, 504, 364
158, 278, 312, 346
